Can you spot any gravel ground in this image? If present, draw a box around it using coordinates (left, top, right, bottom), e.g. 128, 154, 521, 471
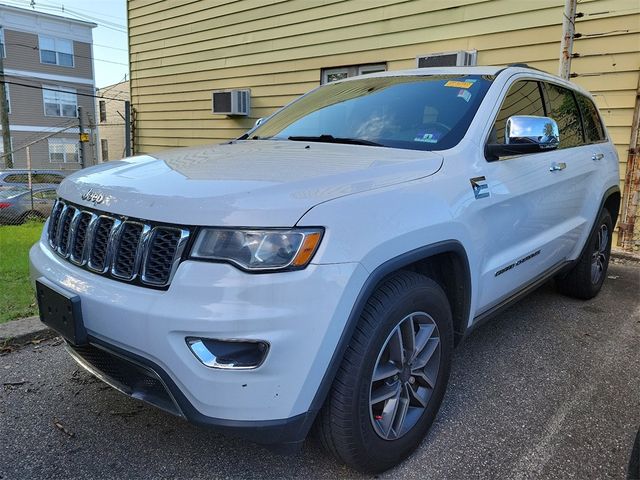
1, 262, 639, 479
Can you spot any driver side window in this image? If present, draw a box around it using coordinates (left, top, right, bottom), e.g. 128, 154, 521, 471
490, 81, 545, 145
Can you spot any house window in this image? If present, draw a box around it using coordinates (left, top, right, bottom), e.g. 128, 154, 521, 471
321, 63, 386, 84
101, 138, 109, 161
99, 100, 107, 122
43, 85, 77, 117
48, 138, 79, 163
0, 28, 5, 58
39, 35, 74, 67
417, 50, 477, 68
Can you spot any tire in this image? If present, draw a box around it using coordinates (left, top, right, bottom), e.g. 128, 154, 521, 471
315, 270, 453, 473
556, 208, 613, 300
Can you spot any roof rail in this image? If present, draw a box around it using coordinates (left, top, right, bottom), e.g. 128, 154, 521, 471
495, 63, 546, 76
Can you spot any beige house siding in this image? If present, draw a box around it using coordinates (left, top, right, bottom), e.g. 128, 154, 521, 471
128, 0, 639, 242
0, 5, 98, 170
3, 29, 94, 80
7, 77, 96, 129
96, 81, 130, 162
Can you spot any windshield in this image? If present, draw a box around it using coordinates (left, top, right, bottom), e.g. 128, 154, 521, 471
249, 74, 493, 151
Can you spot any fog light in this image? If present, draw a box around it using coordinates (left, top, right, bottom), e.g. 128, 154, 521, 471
186, 337, 269, 369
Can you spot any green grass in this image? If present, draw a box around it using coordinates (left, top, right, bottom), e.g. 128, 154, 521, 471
0, 221, 45, 323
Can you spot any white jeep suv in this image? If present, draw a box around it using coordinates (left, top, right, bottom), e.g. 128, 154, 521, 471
30, 65, 620, 473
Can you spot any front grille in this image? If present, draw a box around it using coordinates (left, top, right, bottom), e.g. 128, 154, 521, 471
47, 199, 189, 288
68, 342, 182, 417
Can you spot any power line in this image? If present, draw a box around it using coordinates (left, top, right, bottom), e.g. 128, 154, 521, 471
1, 0, 127, 33
1, 78, 127, 101
1, 122, 78, 160
3, 41, 128, 66
93, 42, 128, 53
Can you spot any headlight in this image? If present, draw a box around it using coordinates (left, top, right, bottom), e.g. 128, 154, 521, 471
189, 228, 323, 271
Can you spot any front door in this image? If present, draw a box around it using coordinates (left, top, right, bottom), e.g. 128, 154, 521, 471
473, 79, 596, 313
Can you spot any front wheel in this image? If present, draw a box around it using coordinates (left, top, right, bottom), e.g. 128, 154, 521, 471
556, 208, 613, 299
315, 271, 453, 473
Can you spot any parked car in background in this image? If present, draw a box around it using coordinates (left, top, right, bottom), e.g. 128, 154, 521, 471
0, 170, 67, 191
0, 186, 57, 224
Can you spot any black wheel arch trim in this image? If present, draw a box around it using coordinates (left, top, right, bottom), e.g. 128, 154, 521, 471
305, 240, 471, 424
566, 184, 620, 275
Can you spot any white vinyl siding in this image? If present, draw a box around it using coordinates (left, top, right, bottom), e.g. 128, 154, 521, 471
43, 85, 77, 117
48, 138, 79, 163
39, 35, 74, 67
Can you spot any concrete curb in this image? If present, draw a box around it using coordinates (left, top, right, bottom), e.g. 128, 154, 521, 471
0, 316, 56, 348
611, 248, 640, 264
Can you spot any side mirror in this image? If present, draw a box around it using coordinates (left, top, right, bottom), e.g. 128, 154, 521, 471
486, 115, 559, 160
254, 117, 264, 128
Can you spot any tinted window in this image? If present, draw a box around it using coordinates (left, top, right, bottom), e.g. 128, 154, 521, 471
491, 81, 545, 144
250, 75, 493, 151
32, 173, 63, 184
3, 174, 28, 183
33, 190, 57, 199
576, 94, 606, 143
545, 83, 583, 148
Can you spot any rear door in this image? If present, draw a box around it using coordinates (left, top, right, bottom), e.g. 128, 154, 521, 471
473, 78, 594, 313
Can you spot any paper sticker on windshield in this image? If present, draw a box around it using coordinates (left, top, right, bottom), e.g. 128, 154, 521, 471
414, 132, 440, 143
445, 80, 474, 89
457, 89, 472, 102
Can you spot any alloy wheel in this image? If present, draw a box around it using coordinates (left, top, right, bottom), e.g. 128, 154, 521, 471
369, 311, 441, 440
591, 224, 609, 285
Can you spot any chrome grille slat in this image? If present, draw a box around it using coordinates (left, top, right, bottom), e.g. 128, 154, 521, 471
57, 206, 77, 257
46, 200, 188, 288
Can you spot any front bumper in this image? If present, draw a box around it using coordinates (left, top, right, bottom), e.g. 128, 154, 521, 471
29, 230, 367, 443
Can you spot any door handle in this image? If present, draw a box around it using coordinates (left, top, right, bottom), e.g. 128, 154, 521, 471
592, 153, 604, 161
550, 162, 567, 172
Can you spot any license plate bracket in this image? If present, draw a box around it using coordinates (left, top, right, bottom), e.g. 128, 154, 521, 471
36, 278, 87, 346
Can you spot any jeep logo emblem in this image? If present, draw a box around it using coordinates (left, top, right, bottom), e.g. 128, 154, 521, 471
81, 189, 105, 205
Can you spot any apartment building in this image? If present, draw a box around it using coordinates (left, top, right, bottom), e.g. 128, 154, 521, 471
0, 4, 97, 170
96, 80, 130, 162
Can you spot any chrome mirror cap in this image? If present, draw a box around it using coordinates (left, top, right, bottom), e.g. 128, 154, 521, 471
506, 115, 559, 149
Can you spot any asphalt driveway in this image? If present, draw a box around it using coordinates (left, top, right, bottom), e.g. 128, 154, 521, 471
1, 262, 639, 479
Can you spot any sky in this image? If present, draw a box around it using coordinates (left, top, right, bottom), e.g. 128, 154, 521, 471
4, 0, 129, 88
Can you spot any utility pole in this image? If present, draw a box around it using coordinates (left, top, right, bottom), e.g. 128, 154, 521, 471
0, 32, 13, 168
558, 0, 578, 80
77, 105, 86, 168
124, 100, 131, 157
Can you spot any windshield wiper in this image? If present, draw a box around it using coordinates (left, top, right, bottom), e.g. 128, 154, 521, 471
288, 134, 383, 147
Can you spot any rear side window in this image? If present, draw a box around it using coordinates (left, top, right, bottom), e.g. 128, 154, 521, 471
33, 190, 57, 199
576, 94, 606, 143
490, 81, 545, 144
545, 83, 583, 149
32, 173, 63, 184
3, 174, 28, 183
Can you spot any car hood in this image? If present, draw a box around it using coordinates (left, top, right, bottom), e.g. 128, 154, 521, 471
58, 140, 443, 226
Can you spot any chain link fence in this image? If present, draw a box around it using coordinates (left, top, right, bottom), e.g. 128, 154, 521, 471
0, 169, 65, 225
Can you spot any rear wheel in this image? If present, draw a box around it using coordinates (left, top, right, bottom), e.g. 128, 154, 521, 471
316, 271, 453, 473
556, 208, 613, 299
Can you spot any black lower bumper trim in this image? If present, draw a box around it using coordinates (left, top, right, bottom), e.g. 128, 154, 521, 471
69, 336, 316, 448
